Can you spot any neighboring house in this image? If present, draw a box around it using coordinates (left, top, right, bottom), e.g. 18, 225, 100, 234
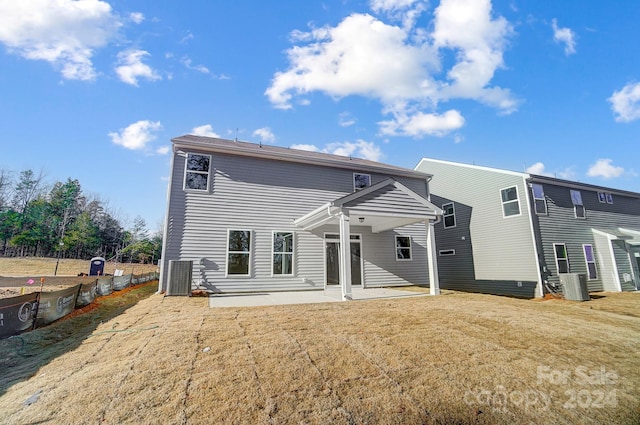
159, 136, 443, 300
415, 158, 640, 298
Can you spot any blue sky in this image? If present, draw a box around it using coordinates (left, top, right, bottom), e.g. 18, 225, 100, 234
1, 0, 639, 232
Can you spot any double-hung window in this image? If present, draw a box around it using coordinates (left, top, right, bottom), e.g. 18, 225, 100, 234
227, 230, 251, 276
395, 236, 412, 260
500, 186, 520, 217
583, 244, 598, 280
184, 153, 211, 191
570, 190, 586, 219
272, 232, 294, 275
553, 243, 570, 274
442, 202, 456, 228
531, 184, 547, 215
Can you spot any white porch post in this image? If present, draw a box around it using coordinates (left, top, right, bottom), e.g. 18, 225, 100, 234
425, 220, 440, 295
339, 211, 352, 300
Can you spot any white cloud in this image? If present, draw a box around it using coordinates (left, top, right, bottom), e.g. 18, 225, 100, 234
266, 0, 517, 137
181, 57, 210, 74
129, 12, 144, 24
252, 127, 276, 143
608, 82, 640, 122
587, 159, 624, 179
156, 146, 170, 155
191, 124, 220, 138
109, 120, 162, 151
432, 0, 516, 111
556, 167, 576, 180
290, 144, 320, 152
526, 162, 553, 177
0, 0, 121, 80
115, 49, 161, 86
326, 140, 383, 161
291, 140, 383, 161
378, 109, 465, 137
339, 112, 356, 127
551, 18, 576, 55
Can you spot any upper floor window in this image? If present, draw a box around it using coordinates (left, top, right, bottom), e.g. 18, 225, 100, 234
184, 153, 211, 191
353, 173, 371, 191
272, 232, 294, 276
500, 186, 521, 217
395, 236, 412, 261
531, 184, 547, 215
442, 202, 456, 228
570, 190, 586, 219
599, 192, 614, 204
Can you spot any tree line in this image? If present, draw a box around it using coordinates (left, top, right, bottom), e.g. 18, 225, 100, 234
0, 169, 162, 264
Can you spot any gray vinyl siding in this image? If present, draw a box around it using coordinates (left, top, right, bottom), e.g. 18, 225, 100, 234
533, 183, 640, 292
416, 160, 539, 296
162, 150, 430, 292
343, 185, 433, 215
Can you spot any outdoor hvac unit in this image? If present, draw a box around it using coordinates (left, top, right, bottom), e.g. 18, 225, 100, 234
167, 260, 193, 296
559, 273, 590, 301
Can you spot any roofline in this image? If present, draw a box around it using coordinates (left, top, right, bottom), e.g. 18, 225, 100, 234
415, 157, 527, 178
528, 174, 640, 199
416, 157, 640, 199
173, 135, 433, 180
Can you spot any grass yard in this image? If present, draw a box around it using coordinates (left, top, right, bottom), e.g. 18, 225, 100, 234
0, 287, 638, 424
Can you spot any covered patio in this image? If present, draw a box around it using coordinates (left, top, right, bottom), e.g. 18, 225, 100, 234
293, 178, 443, 301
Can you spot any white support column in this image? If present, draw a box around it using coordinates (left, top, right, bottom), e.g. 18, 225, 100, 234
339, 211, 352, 300
425, 220, 440, 295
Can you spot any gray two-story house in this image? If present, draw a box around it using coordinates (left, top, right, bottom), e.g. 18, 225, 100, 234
159, 136, 443, 300
416, 158, 640, 298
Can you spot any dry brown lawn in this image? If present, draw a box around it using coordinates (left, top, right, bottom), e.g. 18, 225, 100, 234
0, 257, 158, 278
0, 257, 159, 299
0, 286, 638, 425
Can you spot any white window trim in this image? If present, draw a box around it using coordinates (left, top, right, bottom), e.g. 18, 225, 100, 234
583, 244, 598, 280
598, 192, 606, 203
553, 243, 570, 274
353, 172, 371, 191
606, 193, 614, 204
271, 231, 295, 277
395, 235, 412, 261
500, 185, 522, 218
531, 183, 548, 215
442, 202, 456, 229
439, 249, 456, 256
226, 229, 252, 277
183, 153, 212, 192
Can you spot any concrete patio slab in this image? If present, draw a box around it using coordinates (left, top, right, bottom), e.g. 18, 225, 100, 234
208, 286, 428, 308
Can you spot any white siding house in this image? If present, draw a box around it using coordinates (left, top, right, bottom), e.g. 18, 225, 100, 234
159, 136, 443, 299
